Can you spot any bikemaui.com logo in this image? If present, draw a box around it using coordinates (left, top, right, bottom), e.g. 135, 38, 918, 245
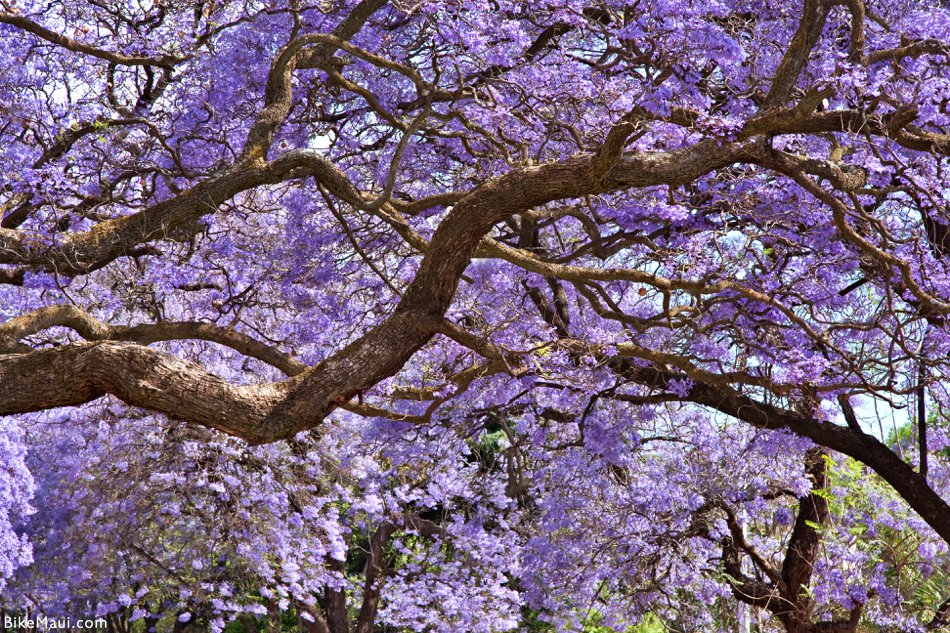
2, 614, 107, 630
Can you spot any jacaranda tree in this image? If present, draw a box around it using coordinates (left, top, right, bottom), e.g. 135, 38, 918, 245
2, 0, 950, 631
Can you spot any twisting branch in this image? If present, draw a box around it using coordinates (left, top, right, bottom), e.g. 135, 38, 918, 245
0, 304, 306, 376
1, 138, 750, 442
764, 0, 832, 108
0, 11, 184, 67
243, 0, 393, 160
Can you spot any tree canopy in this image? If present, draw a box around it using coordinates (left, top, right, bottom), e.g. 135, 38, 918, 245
2, 0, 950, 631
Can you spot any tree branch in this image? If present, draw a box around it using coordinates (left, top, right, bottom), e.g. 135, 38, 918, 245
0, 304, 306, 376
0, 12, 183, 67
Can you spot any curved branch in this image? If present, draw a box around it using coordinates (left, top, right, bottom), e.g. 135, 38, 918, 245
1, 139, 748, 442
242, 0, 390, 159
0, 304, 306, 376
0, 341, 287, 441
764, 0, 831, 108
620, 362, 950, 545
0, 12, 183, 67
758, 147, 950, 315
0, 150, 354, 276
869, 38, 949, 64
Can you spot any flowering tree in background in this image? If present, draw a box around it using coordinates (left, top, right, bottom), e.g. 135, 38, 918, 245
2, 0, 950, 630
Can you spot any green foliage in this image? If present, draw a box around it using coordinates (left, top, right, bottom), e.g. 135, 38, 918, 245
585, 611, 666, 633
519, 608, 666, 633
824, 451, 949, 627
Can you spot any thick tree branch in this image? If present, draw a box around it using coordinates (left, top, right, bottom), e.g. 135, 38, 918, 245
0, 341, 288, 441
621, 363, 950, 545
764, 0, 831, 108
1, 139, 747, 442
780, 449, 829, 616
354, 523, 397, 633
0, 150, 356, 277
